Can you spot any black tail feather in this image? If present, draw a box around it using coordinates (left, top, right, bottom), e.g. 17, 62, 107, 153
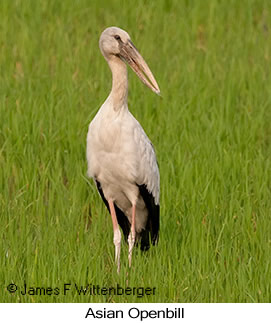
137, 184, 160, 251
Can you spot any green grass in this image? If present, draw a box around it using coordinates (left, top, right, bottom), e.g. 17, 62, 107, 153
1, 0, 271, 302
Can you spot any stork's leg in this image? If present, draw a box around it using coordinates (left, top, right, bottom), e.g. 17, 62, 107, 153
128, 204, 136, 267
108, 199, 121, 273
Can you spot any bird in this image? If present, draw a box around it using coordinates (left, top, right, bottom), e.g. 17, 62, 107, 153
86, 26, 160, 273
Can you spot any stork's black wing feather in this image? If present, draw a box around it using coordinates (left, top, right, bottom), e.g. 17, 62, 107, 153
137, 184, 160, 251
95, 180, 130, 241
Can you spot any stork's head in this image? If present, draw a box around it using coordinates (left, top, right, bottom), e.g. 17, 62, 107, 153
99, 26, 160, 95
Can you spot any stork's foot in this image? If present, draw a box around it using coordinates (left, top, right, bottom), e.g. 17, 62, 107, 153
114, 228, 121, 273
128, 231, 135, 267
128, 204, 136, 268
109, 199, 122, 274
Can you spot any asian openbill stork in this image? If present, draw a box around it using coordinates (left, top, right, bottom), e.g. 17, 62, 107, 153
86, 26, 160, 272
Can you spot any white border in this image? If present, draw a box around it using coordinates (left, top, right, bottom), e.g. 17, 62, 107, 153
0, 303, 270, 323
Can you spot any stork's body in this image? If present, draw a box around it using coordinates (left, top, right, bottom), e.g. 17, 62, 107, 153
87, 27, 160, 272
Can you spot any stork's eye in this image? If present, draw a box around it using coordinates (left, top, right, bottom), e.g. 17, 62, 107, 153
114, 35, 121, 41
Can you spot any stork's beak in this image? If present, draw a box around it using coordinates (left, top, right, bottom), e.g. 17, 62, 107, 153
119, 40, 160, 95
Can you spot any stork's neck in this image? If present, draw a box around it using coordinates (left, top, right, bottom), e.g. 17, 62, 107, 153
107, 56, 128, 111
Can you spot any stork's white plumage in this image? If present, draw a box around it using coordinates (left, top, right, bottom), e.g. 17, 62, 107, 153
86, 27, 160, 272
